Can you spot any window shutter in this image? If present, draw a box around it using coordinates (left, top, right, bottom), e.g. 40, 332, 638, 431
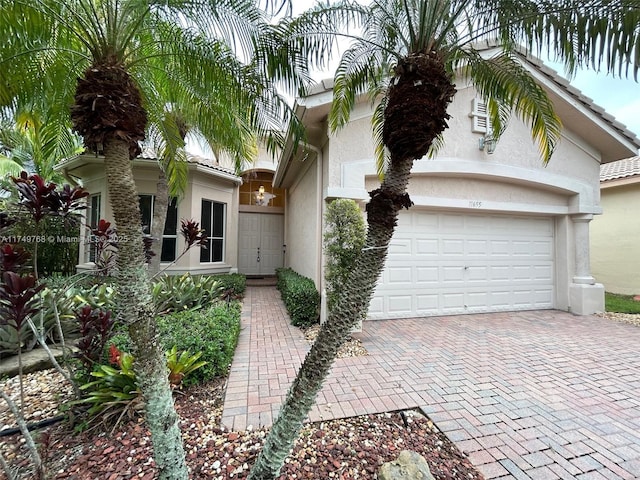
470, 98, 488, 133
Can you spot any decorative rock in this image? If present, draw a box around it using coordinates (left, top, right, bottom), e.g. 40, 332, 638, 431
378, 450, 435, 480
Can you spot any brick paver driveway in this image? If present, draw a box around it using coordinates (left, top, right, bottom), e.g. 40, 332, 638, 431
222, 287, 640, 479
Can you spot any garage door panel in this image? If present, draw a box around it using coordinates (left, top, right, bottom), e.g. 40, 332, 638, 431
533, 289, 554, 305
489, 265, 511, 281
387, 266, 413, 284
442, 239, 464, 255
369, 211, 555, 319
416, 239, 439, 255
388, 296, 413, 314
389, 238, 412, 255
490, 240, 511, 256
442, 266, 465, 283
532, 241, 553, 256
467, 239, 490, 255
416, 267, 439, 283
533, 265, 553, 281
416, 294, 439, 312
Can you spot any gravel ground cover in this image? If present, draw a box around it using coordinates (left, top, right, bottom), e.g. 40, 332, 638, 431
0, 372, 482, 480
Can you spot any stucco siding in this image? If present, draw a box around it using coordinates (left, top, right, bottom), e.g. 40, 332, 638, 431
591, 184, 640, 295
67, 156, 240, 275
285, 156, 319, 284
324, 83, 602, 210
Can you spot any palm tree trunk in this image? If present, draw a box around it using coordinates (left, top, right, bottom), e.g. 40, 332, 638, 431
103, 138, 188, 480
248, 155, 415, 480
148, 172, 169, 275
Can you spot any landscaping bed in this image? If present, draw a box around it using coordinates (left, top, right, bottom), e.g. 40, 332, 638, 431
0, 369, 483, 480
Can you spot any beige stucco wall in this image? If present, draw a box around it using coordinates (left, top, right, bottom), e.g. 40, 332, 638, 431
591, 182, 640, 295
285, 155, 320, 285
70, 158, 239, 275
325, 84, 602, 200
314, 81, 607, 314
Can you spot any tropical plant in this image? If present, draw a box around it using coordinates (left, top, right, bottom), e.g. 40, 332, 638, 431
74, 305, 115, 373
0, 272, 45, 408
0, 0, 331, 474
77, 345, 141, 431
151, 273, 222, 314
9, 172, 88, 278
0, 105, 84, 184
249, 1, 640, 478
323, 198, 366, 318
165, 346, 207, 387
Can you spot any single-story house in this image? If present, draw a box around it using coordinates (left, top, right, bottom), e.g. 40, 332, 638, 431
591, 156, 640, 295
60, 49, 640, 321
275, 49, 639, 321
56, 146, 285, 277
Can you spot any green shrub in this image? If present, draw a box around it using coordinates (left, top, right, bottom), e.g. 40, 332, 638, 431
323, 199, 366, 317
151, 273, 223, 313
0, 285, 78, 358
4, 214, 81, 277
275, 268, 320, 328
213, 273, 246, 300
155, 302, 241, 385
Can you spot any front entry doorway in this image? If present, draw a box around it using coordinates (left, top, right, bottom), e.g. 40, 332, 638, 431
238, 212, 284, 276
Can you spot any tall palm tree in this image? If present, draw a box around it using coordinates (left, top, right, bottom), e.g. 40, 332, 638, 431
249, 1, 640, 478
0, 0, 330, 477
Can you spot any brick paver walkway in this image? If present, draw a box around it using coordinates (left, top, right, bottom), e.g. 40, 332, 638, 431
222, 286, 640, 479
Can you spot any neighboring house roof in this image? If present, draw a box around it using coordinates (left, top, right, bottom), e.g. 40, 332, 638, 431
600, 156, 640, 183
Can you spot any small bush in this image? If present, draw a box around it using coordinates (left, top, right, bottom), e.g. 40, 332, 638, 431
214, 273, 246, 300
324, 199, 366, 317
155, 302, 241, 385
275, 268, 320, 328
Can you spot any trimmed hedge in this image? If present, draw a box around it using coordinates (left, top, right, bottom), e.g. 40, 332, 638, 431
108, 301, 241, 386
275, 268, 320, 328
156, 302, 241, 385
214, 273, 246, 299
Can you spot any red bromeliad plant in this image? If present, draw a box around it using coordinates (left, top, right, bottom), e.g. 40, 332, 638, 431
88, 219, 117, 276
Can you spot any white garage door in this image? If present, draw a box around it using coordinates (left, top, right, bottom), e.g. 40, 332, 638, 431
368, 211, 555, 319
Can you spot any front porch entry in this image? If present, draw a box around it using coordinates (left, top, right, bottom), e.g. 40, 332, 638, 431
238, 212, 284, 276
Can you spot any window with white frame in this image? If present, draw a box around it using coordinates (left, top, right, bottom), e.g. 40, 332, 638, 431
138, 195, 178, 262
87, 194, 101, 262
199, 199, 225, 263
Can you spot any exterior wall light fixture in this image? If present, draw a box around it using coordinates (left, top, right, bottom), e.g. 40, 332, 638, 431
478, 135, 497, 154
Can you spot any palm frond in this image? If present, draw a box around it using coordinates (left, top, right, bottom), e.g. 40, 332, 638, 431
371, 94, 389, 179
457, 47, 562, 163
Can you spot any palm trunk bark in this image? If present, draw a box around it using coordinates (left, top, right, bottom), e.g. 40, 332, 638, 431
148, 172, 169, 275
103, 138, 188, 480
248, 155, 414, 480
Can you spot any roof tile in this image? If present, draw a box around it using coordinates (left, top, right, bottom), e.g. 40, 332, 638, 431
601, 156, 640, 182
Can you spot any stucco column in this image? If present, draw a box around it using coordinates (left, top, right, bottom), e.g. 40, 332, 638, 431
569, 213, 604, 315
571, 214, 595, 284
